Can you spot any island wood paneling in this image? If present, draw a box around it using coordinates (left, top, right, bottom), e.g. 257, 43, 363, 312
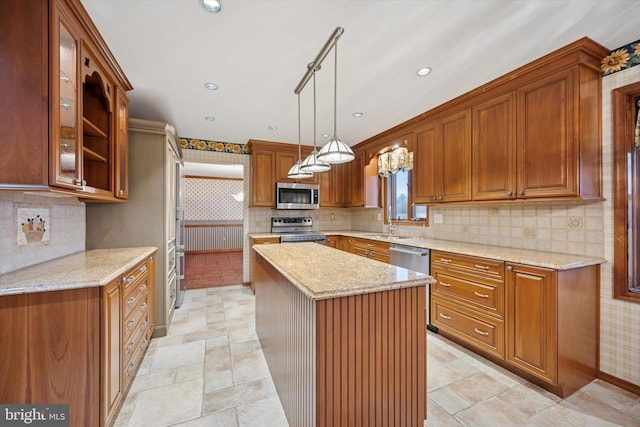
255, 255, 427, 427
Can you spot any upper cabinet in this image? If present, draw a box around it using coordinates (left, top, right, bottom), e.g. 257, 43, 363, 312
414, 109, 471, 204
356, 37, 607, 206
0, 0, 132, 201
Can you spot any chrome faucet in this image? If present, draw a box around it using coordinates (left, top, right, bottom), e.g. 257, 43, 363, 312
388, 220, 395, 235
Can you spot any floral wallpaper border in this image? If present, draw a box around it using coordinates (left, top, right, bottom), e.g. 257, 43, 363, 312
601, 38, 640, 76
180, 137, 250, 155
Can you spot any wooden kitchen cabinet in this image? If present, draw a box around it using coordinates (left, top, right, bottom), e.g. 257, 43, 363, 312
471, 92, 517, 201
0, 0, 132, 200
319, 162, 347, 207
352, 237, 390, 263
103, 279, 122, 426
431, 248, 599, 397
413, 109, 471, 204
114, 87, 130, 199
325, 235, 338, 248
249, 236, 280, 292
347, 149, 379, 207
249, 140, 318, 207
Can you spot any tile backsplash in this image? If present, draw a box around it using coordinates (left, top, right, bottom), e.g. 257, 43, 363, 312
0, 192, 85, 274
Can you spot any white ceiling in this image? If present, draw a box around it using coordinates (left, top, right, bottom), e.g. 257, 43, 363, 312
81, 0, 640, 148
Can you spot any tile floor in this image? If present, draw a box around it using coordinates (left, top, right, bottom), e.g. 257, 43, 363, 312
114, 286, 640, 427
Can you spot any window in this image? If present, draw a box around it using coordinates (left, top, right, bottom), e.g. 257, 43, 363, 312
385, 169, 427, 224
613, 83, 640, 301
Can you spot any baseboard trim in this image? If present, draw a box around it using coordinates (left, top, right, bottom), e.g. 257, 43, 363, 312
598, 370, 640, 395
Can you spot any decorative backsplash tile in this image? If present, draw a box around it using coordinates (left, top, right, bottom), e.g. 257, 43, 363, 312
16, 207, 50, 246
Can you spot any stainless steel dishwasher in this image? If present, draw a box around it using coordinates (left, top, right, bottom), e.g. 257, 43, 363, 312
389, 244, 434, 330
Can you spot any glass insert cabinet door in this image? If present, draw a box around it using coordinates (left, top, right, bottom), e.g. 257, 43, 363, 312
54, 6, 83, 188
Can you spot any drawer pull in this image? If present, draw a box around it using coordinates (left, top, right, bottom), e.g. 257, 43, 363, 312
474, 264, 489, 270
439, 313, 452, 320
439, 281, 452, 287
126, 320, 135, 330
139, 321, 148, 331
127, 296, 136, 306
440, 258, 452, 263
140, 266, 147, 273
127, 363, 136, 375
474, 328, 489, 336
125, 275, 135, 284
139, 284, 148, 292
126, 341, 135, 353
474, 291, 489, 298
139, 302, 148, 312
141, 339, 148, 348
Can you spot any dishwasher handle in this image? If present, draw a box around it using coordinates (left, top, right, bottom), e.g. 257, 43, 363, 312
389, 246, 429, 256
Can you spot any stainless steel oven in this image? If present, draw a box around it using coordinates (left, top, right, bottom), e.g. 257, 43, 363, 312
271, 217, 325, 244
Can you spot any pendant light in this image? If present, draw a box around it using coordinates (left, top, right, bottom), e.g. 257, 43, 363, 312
300, 70, 331, 173
287, 93, 314, 179
317, 41, 355, 164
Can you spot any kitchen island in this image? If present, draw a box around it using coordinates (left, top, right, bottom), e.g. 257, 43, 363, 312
253, 242, 435, 427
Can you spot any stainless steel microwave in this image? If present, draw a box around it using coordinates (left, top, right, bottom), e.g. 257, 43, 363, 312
276, 182, 320, 210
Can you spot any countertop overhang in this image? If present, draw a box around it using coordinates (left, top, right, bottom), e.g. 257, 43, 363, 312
253, 242, 434, 300
0, 247, 157, 296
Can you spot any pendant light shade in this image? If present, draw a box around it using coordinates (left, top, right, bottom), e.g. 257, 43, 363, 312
300, 71, 331, 173
288, 93, 314, 179
317, 40, 354, 164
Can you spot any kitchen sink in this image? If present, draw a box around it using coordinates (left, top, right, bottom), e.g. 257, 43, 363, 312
366, 234, 413, 240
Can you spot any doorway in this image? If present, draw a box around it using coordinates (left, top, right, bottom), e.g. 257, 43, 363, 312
183, 162, 244, 288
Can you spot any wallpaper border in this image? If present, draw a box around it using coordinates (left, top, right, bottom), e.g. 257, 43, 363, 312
602, 38, 640, 76
180, 137, 250, 155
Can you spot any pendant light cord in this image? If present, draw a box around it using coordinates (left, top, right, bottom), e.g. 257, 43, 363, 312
313, 70, 317, 150
333, 43, 338, 135
297, 93, 302, 161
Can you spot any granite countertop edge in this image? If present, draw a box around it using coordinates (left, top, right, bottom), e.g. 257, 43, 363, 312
0, 247, 157, 296
254, 243, 435, 301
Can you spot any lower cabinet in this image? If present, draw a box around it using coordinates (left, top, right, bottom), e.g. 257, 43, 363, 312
0, 253, 156, 427
352, 237, 390, 263
249, 236, 280, 292
431, 250, 598, 397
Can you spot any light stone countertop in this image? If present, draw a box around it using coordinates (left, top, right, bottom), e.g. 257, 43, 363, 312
253, 242, 435, 300
0, 247, 157, 296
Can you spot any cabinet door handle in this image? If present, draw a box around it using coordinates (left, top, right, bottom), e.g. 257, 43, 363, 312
517, 190, 524, 196
439, 313, 452, 320
439, 258, 452, 263
474, 264, 489, 270
439, 281, 452, 287
474, 328, 489, 336
438, 196, 443, 200
507, 265, 513, 271
431, 196, 437, 201
474, 291, 489, 298
127, 296, 136, 306
506, 191, 513, 196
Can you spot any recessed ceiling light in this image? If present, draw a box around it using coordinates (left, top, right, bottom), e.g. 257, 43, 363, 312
321, 133, 330, 138
204, 82, 218, 90
201, 0, 222, 13
352, 112, 363, 118
268, 126, 278, 131
204, 116, 215, 122
417, 67, 432, 76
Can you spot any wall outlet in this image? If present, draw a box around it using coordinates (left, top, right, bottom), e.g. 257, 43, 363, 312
433, 213, 443, 224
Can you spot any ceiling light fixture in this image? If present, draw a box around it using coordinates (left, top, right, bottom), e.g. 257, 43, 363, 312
204, 116, 215, 122
300, 70, 331, 173
287, 93, 314, 179
204, 82, 218, 90
417, 67, 432, 76
268, 125, 278, 131
317, 38, 355, 164
201, 0, 222, 13
353, 112, 363, 118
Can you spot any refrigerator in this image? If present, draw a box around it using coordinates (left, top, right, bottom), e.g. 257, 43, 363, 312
175, 160, 185, 308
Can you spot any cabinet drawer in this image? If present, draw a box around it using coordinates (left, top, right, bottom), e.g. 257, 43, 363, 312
123, 292, 149, 341
431, 268, 504, 317
123, 279, 149, 319
123, 332, 150, 387
122, 261, 149, 294
122, 315, 145, 365
431, 296, 504, 359
432, 250, 504, 279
